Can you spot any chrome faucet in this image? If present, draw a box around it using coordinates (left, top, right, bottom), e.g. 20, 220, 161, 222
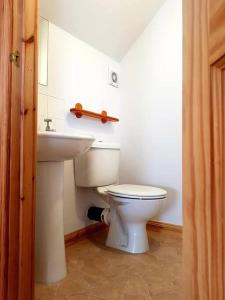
44, 119, 56, 132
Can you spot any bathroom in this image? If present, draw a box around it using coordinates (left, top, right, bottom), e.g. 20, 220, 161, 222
2, 0, 225, 298
36, 0, 182, 299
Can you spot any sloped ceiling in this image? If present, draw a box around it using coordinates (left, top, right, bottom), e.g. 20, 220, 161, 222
40, 0, 166, 61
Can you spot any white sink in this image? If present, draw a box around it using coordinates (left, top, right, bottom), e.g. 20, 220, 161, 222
37, 131, 95, 162
36, 131, 95, 283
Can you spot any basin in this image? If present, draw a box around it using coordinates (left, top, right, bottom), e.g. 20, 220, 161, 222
37, 131, 95, 162
36, 131, 94, 283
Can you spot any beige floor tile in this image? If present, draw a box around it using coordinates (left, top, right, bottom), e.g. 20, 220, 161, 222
35, 228, 182, 300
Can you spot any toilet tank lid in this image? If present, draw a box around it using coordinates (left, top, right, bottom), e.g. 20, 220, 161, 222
90, 141, 120, 150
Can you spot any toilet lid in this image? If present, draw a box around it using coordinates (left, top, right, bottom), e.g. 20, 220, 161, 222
107, 184, 167, 199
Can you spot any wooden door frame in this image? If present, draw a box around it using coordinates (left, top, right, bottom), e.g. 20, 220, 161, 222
183, 0, 211, 298
183, 0, 225, 299
0, 0, 37, 299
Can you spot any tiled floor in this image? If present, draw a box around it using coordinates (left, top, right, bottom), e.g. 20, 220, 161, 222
35, 227, 182, 300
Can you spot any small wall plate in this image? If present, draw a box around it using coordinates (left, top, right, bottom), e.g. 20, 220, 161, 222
109, 68, 119, 88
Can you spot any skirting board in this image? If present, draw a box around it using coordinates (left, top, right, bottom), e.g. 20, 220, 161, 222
147, 220, 183, 233
65, 220, 182, 247
65, 223, 108, 247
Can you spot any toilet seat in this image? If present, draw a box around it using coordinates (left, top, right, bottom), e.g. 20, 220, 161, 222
96, 185, 115, 195
107, 184, 167, 200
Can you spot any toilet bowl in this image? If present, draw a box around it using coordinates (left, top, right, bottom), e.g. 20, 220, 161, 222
97, 184, 167, 253
75, 142, 167, 253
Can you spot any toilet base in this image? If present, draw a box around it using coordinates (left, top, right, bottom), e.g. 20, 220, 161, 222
106, 225, 150, 253
106, 205, 150, 253
102, 190, 165, 254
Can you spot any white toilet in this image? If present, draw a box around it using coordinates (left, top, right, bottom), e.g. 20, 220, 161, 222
75, 141, 167, 253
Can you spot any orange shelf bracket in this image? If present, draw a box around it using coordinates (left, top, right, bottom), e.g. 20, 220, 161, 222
70, 103, 119, 124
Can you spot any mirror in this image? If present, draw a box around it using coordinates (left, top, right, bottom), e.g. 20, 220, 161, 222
38, 17, 49, 86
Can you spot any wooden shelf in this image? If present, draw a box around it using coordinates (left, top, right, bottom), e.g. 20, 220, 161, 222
70, 103, 119, 124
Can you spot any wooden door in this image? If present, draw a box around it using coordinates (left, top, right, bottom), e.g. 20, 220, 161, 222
0, 0, 37, 299
183, 0, 225, 299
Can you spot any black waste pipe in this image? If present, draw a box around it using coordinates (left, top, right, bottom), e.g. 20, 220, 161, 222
87, 206, 104, 222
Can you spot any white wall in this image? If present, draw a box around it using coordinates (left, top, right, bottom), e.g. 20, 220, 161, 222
38, 0, 182, 234
119, 0, 182, 225
38, 22, 120, 234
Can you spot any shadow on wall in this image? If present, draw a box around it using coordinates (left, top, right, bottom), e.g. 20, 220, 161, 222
63, 160, 108, 234
74, 185, 179, 226
154, 186, 180, 220
65, 111, 117, 137
74, 186, 108, 228
64, 160, 180, 234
